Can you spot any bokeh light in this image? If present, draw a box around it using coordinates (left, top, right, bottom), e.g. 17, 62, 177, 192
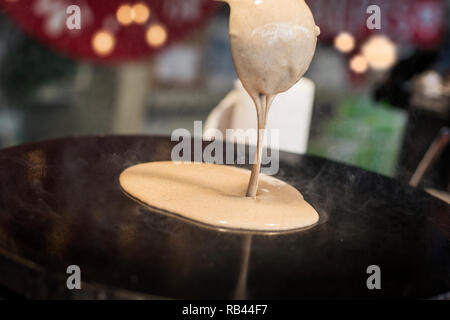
92, 30, 116, 56
132, 3, 151, 24
146, 24, 168, 48
116, 4, 133, 26
361, 35, 397, 71
349, 55, 368, 74
334, 32, 355, 53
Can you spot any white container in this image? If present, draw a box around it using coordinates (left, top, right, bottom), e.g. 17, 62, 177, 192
205, 78, 315, 154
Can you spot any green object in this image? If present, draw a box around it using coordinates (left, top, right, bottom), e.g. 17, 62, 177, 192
0, 36, 76, 108
308, 97, 407, 177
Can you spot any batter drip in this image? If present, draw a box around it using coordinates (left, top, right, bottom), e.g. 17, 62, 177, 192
225, 0, 320, 196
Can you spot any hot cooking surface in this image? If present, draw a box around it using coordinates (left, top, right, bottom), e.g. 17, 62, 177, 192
0, 136, 448, 299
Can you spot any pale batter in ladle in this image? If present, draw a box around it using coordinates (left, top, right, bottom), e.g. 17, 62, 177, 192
224, 0, 320, 196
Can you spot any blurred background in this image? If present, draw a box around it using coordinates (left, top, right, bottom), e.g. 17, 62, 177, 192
0, 0, 448, 196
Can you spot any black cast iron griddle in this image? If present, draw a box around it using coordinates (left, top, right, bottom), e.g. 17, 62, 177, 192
0, 135, 448, 299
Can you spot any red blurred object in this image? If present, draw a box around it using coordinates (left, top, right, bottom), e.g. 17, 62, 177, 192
309, 0, 445, 49
408, 0, 445, 48
0, 0, 219, 63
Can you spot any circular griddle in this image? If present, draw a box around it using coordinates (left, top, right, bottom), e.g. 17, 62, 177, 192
0, 136, 448, 299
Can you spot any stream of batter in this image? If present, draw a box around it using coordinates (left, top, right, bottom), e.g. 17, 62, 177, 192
120, 0, 320, 231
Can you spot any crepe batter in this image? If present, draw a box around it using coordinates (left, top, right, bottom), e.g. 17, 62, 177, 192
120, 0, 320, 231
120, 162, 318, 231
